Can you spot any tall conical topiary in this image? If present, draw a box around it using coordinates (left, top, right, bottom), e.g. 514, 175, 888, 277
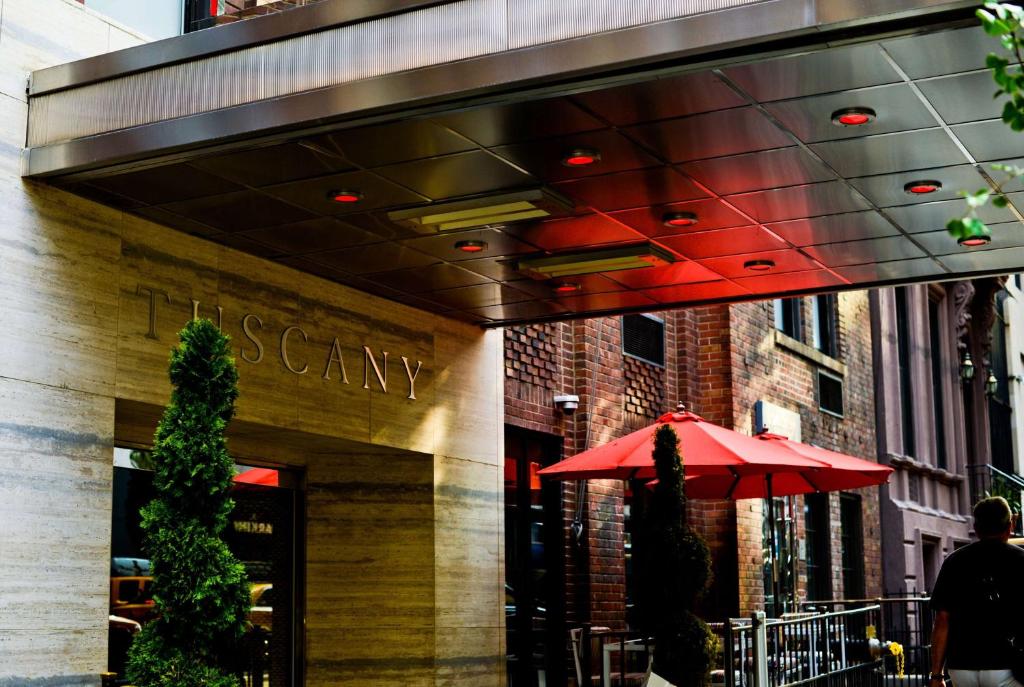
640, 424, 716, 687
126, 319, 250, 687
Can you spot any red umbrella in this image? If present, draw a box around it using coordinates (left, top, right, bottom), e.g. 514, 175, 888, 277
682, 432, 892, 499
537, 409, 827, 483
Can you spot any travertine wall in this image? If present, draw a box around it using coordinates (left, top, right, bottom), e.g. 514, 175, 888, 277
0, 2, 505, 685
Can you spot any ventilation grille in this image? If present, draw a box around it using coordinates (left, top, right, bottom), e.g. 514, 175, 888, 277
623, 314, 665, 367
28, 0, 767, 147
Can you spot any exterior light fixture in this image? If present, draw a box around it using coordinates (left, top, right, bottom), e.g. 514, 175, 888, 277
986, 371, 999, 397
744, 259, 775, 272
662, 211, 699, 228
328, 189, 363, 203
960, 351, 975, 381
831, 107, 876, 127
517, 243, 675, 279
561, 147, 601, 167
904, 180, 942, 195
454, 240, 488, 253
388, 188, 574, 234
552, 281, 582, 294
958, 234, 992, 248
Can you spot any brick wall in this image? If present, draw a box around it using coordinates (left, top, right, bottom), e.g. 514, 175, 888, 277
503, 293, 881, 635
724, 293, 881, 612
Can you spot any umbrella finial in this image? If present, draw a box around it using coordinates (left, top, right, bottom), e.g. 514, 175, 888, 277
675, 402, 686, 413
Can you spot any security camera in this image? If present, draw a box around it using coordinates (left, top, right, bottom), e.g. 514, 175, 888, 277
554, 394, 580, 415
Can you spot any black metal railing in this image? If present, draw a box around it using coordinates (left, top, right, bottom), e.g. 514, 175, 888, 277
968, 464, 1024, 536
722, 606, 894, 687
800, 597, 933, 687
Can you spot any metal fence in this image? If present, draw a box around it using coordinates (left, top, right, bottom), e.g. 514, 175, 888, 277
799, 597, 933, 687
721, 606, 895, 687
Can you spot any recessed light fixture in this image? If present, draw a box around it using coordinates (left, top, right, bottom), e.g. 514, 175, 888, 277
329, 189, 363, 203
455, 240, 488, 253
744, 259, 775, 272
904, 180, 942, 195
662, 211, 699, 228
958, 235, 992, 248
388, 188, 574, 234
517, 243, 675, 279
561, 147, 601, 167
553, 282, 582, 294
830, 107, 876, 127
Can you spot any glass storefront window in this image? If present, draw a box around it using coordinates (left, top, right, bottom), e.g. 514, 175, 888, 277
109, 447, 300, 687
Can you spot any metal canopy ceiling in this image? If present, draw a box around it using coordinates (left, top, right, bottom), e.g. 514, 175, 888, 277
22, 0, 1024, 326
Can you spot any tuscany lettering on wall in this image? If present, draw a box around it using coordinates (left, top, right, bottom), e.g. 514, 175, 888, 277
136, 284, 424, 400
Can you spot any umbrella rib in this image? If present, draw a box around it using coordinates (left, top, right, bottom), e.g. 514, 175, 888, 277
802, 471, 823, 493
724, 466, 741, 500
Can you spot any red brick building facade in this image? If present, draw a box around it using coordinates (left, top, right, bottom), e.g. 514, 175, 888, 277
502, 293, 882, 680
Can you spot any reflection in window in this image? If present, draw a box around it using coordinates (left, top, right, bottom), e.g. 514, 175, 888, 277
109, 448, 298, 687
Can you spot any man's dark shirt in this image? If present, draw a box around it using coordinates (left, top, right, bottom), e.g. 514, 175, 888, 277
931, 539, 1024, 669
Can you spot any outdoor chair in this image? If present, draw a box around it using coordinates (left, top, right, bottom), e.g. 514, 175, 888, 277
570, 627, 649, 687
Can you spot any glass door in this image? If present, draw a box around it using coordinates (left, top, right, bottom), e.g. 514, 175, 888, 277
109, 448, 301, 687
504, 428, 564, 687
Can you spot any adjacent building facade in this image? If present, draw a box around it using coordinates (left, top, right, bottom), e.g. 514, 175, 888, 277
502, 292, 883, 684
874, 277, 1024, 596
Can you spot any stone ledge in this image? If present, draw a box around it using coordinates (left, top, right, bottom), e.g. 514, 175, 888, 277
773, 330, 847, 376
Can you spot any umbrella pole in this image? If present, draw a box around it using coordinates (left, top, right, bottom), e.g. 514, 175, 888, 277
766, 475, 781, 618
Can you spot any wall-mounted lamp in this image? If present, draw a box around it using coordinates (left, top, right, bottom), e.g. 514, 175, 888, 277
986, 371, 999, 397
554, 394, 580, 415
960, 351, 975, 382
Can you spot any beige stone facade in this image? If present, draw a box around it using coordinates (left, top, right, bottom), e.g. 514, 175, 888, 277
0, 2, 505, 685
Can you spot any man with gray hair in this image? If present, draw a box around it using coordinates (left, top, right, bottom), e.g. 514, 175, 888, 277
929, 496, 1024, 687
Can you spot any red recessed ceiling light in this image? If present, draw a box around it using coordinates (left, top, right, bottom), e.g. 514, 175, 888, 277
553, 281, 583, 294
329, 189, 363, 203
454, 239, 488, 253
904, 180, 942, 195
561, 147, 601, 167
744, 259, 775, 272
831, 107, 876, 127
958, 235, 992, 248
662, 211, 699, 228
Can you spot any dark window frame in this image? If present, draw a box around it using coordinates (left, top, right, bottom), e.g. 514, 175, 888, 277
812, 293, 839, 359
774, 298, 803, 342
895, 287, 916, 458
840, 493, 866, 599
804, 492, 833, 602
927, 296, 949, 471
622, 313, 666, 367
817, 369, 845, 418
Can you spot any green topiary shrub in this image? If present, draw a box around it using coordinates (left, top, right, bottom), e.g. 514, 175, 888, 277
640, 424, 716, 687
126, 319, 250, 687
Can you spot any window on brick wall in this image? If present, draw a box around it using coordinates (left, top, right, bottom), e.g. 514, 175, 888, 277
812, 293, 839, 358
817, 370, 844, 417
840, 493, 866, 598
804, 493, 832, 601
895, 287, 916, 458
622, 314, 665, 366
774, 298, 803, 342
